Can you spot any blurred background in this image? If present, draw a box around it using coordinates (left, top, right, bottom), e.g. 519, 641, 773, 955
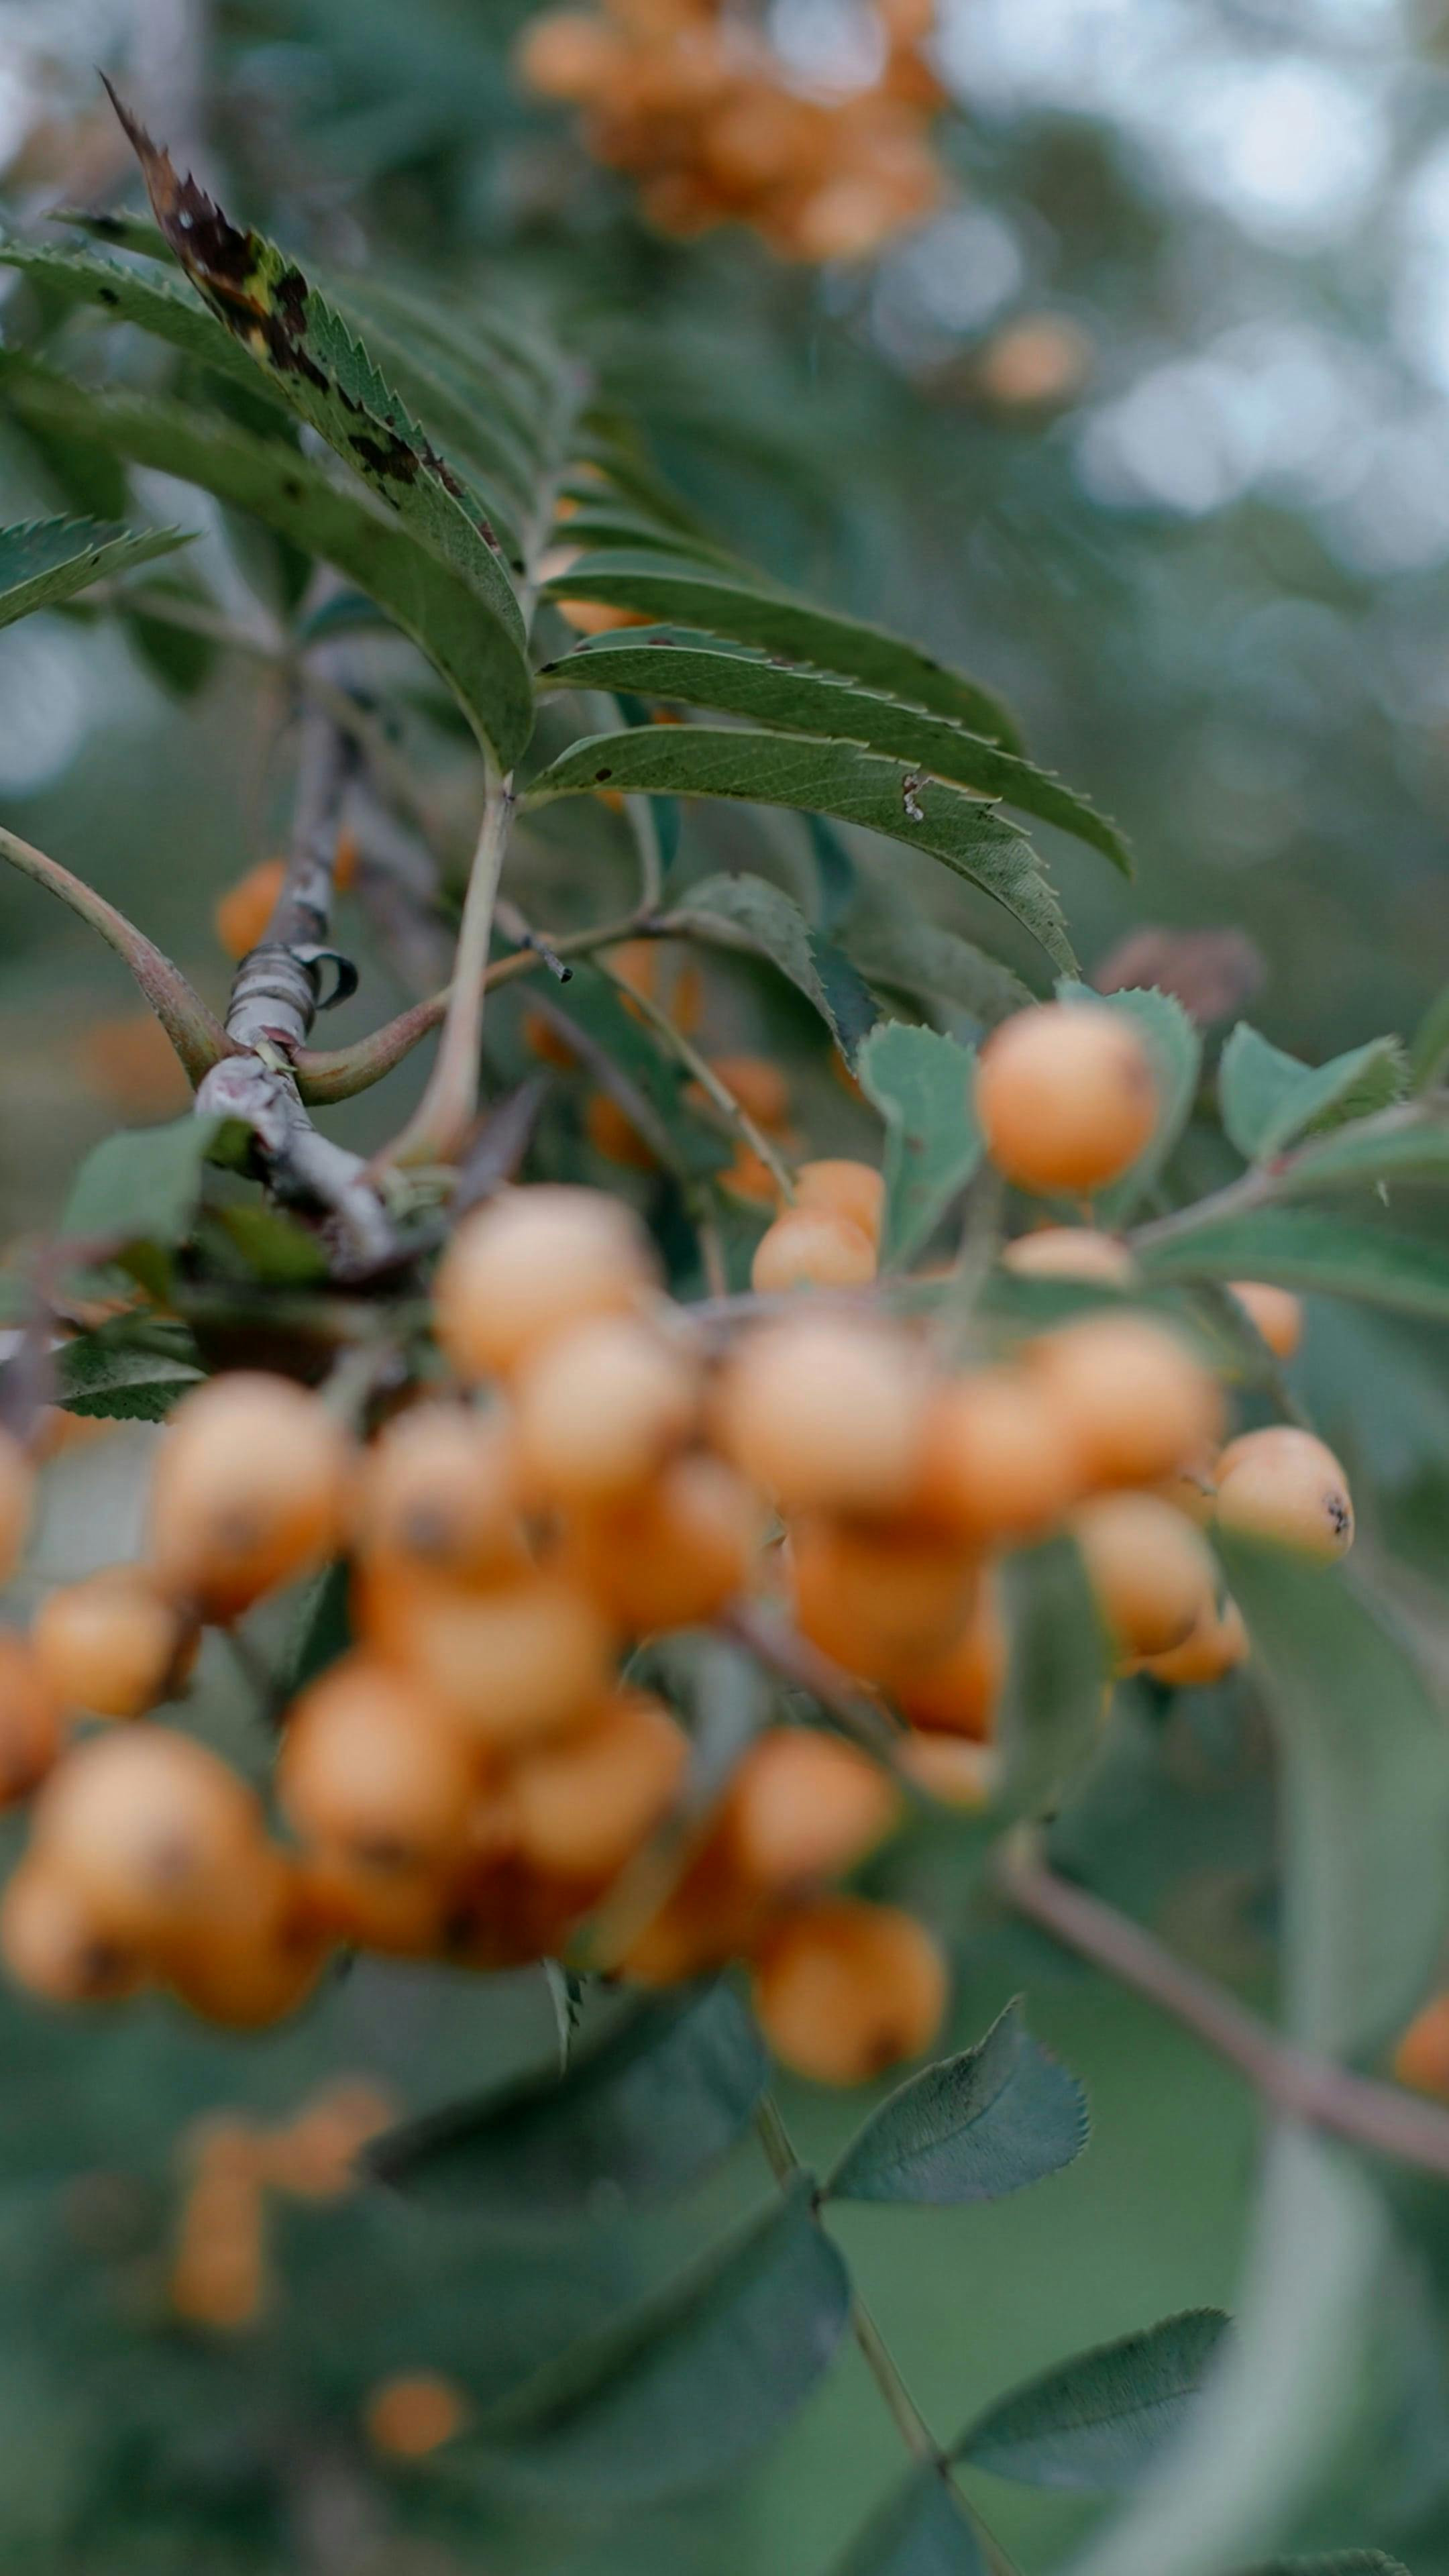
1, 3, 1449, 2570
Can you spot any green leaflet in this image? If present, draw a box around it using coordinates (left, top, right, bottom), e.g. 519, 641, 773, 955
824, 1999, 1087, 2208
996, 1536, 1109, 1818
1058, 981, 1201, 1222
0, 515, 191, 629
842, 901, 1031, 1029
0, 358, 535, 765
60, 1114, 247, 1252
857, 1022, 981, 1265
541, 633, 1131, 872
1410, 981, 1449, 1091
955, 2310, 1231, 2490
1223, 1536, 1449, 2059
665, 871, 879, 1060
529, 728, 1075, 971
364, 1983, 768, 2218
0, 235, 285, 401
54, 1331, 204, 1422
1279, 1114, 1449, 1193
466, 2176, 851, 2503
1137, 1207, 1449, 1319
830, 2467, 987, 2575
539, 551, 1023, 748
1220, 1022, 1408, 1164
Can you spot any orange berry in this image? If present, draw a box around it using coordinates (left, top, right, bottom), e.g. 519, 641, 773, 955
605, 938, 659, 1002
1212, 1426, 1353, 1563
979, 316, 1093, 410
32, 1567, 196, 1719
892, 1580, 1006, 1738
364, 2371, 467, 2459
555, 598, 649, 636
1155, 1459, 1218, 1526
794, 1160, 885, 1244
295, 1848, 450, 1957
78, 1012, 191, 1118
691, 1055, 792, 1132
898, 1733, 1001, 1809
714, 1318, 928, 1515
510, 1689, 687, 1881
0, 1631, 64, 1801
1228, 1281, 1304, 1361
717, 1729, 899, 1892
516, 9, 627, 98
521, 1008, 580, 1072
434, 1187, 657, 1381
750, 1207, 877, 1294
1029, 1313, 1224, 1489
0, 1428, 32, 1588
32, 1725, 265, 1945
148, 1373, 350, 1621
1393, 1992, 1449, 2098
1072, 1493, 1216, 1662
354, 1407, 525, 1586
915, 1364, 1083, 1546
1144, 1595, 1248, 1688
1002, 1227, 1137, 1287
163, 1853, 327, 2029
380, 1573, 615, 1749
214, 856, 285, 960
719, 1142, 782, 1208
561, 1449, 759, 1632
170, 2172, 267, 2328
585, 1090, 657, 1170
279, 1656, 481, 1877
512, 1316, 698, 1505
752, 1897, 948, 2086
789, 1515, 977, 1679
0, 1853, 146, 2004
333, 825, 359, 893
263, 2078, 397, 2199
976, 1003, 1158, 1197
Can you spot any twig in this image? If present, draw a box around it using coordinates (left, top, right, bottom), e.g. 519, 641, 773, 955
599, 963, 796, 1203
376, 766, 516, 1170
722, 1601, 904, 1760
994, 1825, 1449, 2182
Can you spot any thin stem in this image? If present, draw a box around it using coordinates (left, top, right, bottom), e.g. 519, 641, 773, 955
995, 1825, 1449, 2182
0, 821, 230, 1085
377, 769, 516, 1169
753, 2097, 943, 2469
601, 965, 796, 1203
723, 1600, 904, 1763
89, 583, 285, 659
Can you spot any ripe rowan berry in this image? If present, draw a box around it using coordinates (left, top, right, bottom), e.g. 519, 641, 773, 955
149, 1373, 350, 1621
354, 1407, 526, 1586
719, 1142, 782, 1208
1029, 1312, 1224, 1489
296, 1847, 451, 1957
379, 1572, 615, 1748
752, 1896, 949, 2086
510, 1689, 688, 1881
976, 1002, 1158, 1196
897, 1733, 1001, 1809
794, 1159, 885, 1244
169, 2171, 267, 2327
32, 1725, 266, 1945
521, 1008, 580, 1072
1144, 1594, 1248, 1688
1072, 1492, 1216, 1661
789, 1514, 977, 1678
516, 9, 627, 99
1392, 1992, 1449, 2099
1002, 1227, 1136, 1286
214, 855, 286, 960
714, 1317, 928, 1516
279, 1656, 481, 1878
1228, 1281, 1303, 1360
0, 1854, 145, 2004
1212, 1425, 1354, 1563
0, 1631, 64, 1801
750, 1206, 877, 1294
585, 1091, 657, 1170
0, 1427, 32, 1589
891, 1579, 1006, 1737
716, 1729, 900, 1891
262, 2079, 396, 2199
689, 1055, 792, 1132
32, 1566, 196, 1719
163, 1853, 328, 2029
364, 2371, 468, 2458
560, 1448, 759, 1632
915, 1364, 1083, 1545
512, 1314, 698, 1504
433, 1187, 657, 1381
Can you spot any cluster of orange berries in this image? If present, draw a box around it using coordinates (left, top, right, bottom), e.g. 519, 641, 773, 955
169, 2078, 394, 2330
0, 1000, 1358, 2088
517, 0, 947, 262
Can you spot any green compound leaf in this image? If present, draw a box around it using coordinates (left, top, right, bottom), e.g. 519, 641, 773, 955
1220, 1024, 1408, 1165
1058, 982, 1201, 1223
667, 870, 879, 1061
60, 1114, 247, 1252
1278, 1114, 1449, 1194
0, 514, 191, 629
824, 1998, 1087, 2208
1137, 1208, 1449, 1320
857, 1022, 981, 1268
539, 550, 1022, 747
954, 2310, 1231, 2491
540, 632, 1130, 872
0, 233, 284, 400
467, 2175, 851, 2504
528, 727, 1075, 971
1222, 1535, 1449, 2059
831, 2467, 987, 2575
364, 1982, 767, 2218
